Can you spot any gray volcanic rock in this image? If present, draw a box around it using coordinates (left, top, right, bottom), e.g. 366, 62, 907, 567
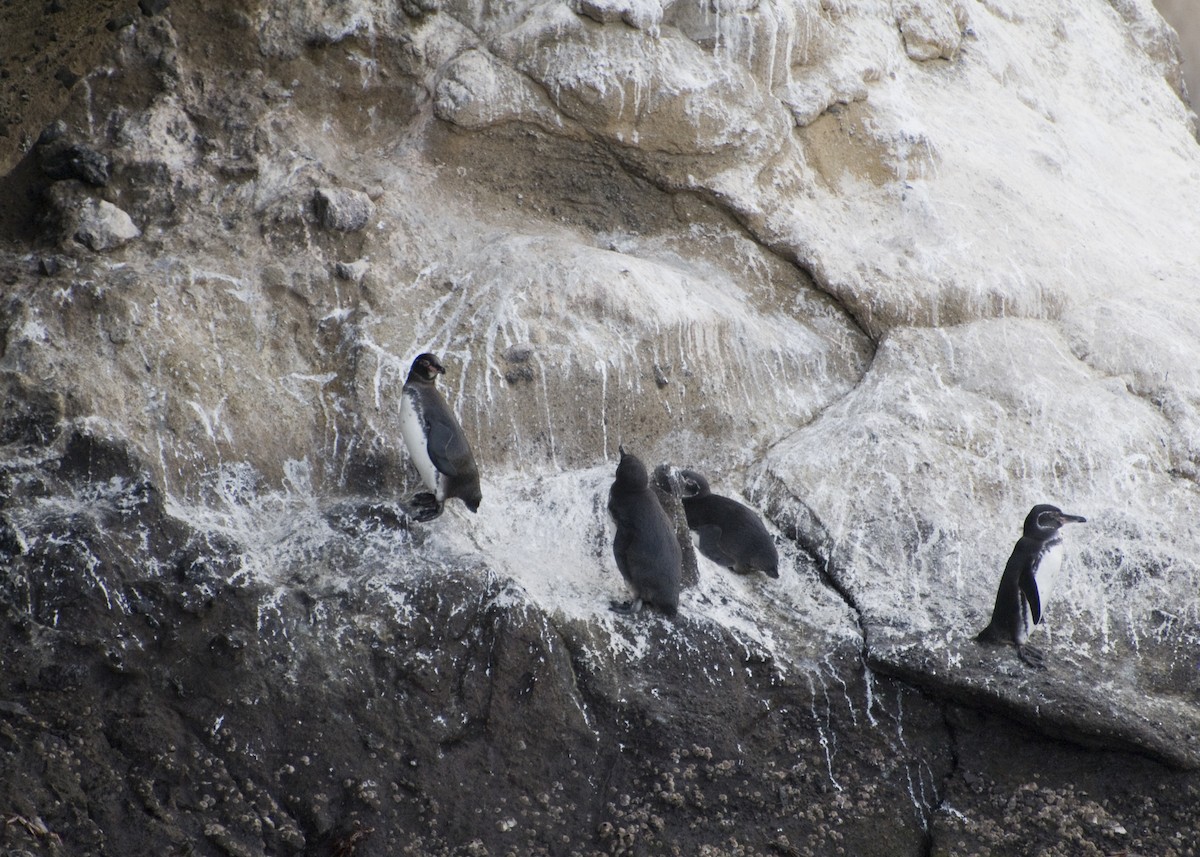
36, 121, 112, 186
313, 187, 374, 233
3, 415, 1194, 857
0, 413, 938, 856
2, 0, 1200, 854
43, 180, 141, 252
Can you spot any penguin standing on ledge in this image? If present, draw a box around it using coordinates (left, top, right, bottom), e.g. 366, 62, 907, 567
398, 353, 482, 522
678, 469, 779, 579
975, 503, 1087, 668
608, 447, 682, 616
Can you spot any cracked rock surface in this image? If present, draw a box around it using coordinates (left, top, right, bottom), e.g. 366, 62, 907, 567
2, 0, 1200, 854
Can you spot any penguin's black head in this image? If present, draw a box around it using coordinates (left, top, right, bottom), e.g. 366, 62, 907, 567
614, 447, 649, 489
407, 353, 446, 383
1023, 503, 1087, 538
678, 469, 711, 498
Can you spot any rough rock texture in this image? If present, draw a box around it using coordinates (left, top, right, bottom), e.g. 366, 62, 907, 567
313, 187, 375, 233
63, 194, 142, 252
1155, 0, 1200, 101
2, 0, 1200, 855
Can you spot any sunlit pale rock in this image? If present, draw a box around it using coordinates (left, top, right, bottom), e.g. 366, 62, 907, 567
52, 190, 142, 252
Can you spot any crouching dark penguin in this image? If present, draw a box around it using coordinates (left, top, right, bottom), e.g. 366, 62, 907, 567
678, 468, 778, 578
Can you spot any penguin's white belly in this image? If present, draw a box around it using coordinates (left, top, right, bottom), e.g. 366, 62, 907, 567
399, 389, 442, 498
1018, 542, 1065, 643
1034, 542, 1065, 612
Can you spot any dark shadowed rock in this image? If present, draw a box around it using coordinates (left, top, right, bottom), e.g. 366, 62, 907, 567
3, 430, 1197, 855
36, 121, 111, 185
39, 141, 111, 185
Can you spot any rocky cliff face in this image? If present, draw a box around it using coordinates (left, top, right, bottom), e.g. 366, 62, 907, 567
2, 0, 1200, 855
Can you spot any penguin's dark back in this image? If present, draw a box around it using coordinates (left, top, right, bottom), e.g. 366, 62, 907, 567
608, 480, 656, 529
607, 454, 681, 563
684, 493, 765, 534
607, 452, 683, 612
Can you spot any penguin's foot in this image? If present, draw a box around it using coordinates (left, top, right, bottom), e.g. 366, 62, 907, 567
1017, 644, 1046, 669
609, 598, 644, 615
405, 492, 444, 523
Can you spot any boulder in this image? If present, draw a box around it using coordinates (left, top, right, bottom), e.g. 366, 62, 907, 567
312, 187, 374, 232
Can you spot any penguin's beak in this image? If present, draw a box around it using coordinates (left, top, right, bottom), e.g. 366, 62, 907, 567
1058, 512, 1087, 525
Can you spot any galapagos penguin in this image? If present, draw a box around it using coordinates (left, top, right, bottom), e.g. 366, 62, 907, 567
608, 447, 683, 616
975, 503, 1087, 668
398, 353, 482, 522
678, 469, 779, 578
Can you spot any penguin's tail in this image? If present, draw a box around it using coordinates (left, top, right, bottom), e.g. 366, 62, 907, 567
974, 623, 1004, 645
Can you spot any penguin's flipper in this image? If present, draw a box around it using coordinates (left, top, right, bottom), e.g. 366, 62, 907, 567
425, 416, 474, 478
1018, 564, 1043, 625
1017, 643, 1046, 669
694, 525, 734, 569
611, 527, 634, 585
405, 492, 444, 523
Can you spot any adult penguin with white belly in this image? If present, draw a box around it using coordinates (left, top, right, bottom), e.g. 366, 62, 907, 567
975, 503, 1087, 668
398, 352, 482, 523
